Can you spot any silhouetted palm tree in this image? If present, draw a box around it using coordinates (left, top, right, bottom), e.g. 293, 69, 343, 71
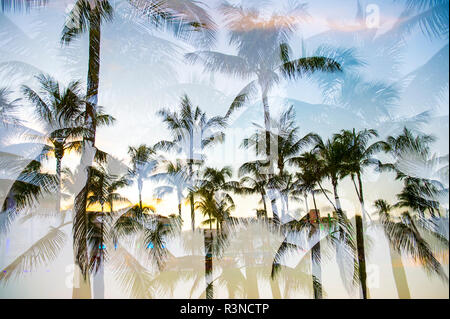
151, 158, 189, 218
127, 144, 156, 211
21, 74, 87, 214
312, 135, 361, 295
58, 2, 217, 295
334, 128, 387, 298
289, 150, 330, 299
157, 94, 227, 231
242, 105, 319, 175
374, 198, 448, 287
186, 2, 341, 158
237, 160, 271, 218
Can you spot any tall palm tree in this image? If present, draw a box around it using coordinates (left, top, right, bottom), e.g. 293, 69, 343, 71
20, 76, 115, 297
289, 151, 330, 299
151, 158, 189, 218
242, 105, 319, 175
334, 128, 387, 298
191, 165, 238, 299
127, 144, 156, 212
337, 128, 386, 221
59, 2, 217, 296
242, 106, 318, 222
312, 136, 361, 295
85, 165, 113, 299
186, 2, 341, 158
157, 94, 227, 231
21, 74, 87, 215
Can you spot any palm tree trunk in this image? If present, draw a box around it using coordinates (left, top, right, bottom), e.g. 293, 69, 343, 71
204, 229, 213, 299
311, 192, 322, 299
355, 214, 368, 299
269, 275, 281, 299
72, 169, 92, 299
56, 155, 62, 215
355, 173, 369, 299
85, 9, 101, 145
388, 245, 411, 299
269, 190, 280, 225
94, 208, 105, 299
312, 192, 318, 218
261, 191, 268, 219
332, 180, 342, 212
189, 131, 195, 231
261, 88, 272, 170
73, 9, 102, 299
138, 179, 143, 211
304, 194, 309, 215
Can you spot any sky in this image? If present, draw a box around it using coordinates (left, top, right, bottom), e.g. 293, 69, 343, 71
0, 0, 448, 298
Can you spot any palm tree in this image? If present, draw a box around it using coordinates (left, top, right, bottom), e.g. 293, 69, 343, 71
85, 165, 114, 299
374, 198, 448, 292
268, 172, 303, 223
83, 165, 129, 299
242, 106, 318, 222
312, 136, 361, 295
334, 128, 387, 298
337, 128, 386, 221
106, 174, 130, 214
0, 221, 71, 285
195, 187, 234, 234
157, 94, 227, 231
242, 105, 319, 175
186, 2, 341, 158
383, 127, 445, 218
373, 199, 411, 298
127, 144, 156, 212
394, 0, 449, 40
237, 160, 271, 218
0, 157, 57, 220
191, 165, 238, 299
0, 87, 21, 127
21, 74, 87, 215
313, 135, 349, 213
58, 2, 217, 295
289, 151, 330, 299
151, 158, 189, 218
59, 0, 216, 147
